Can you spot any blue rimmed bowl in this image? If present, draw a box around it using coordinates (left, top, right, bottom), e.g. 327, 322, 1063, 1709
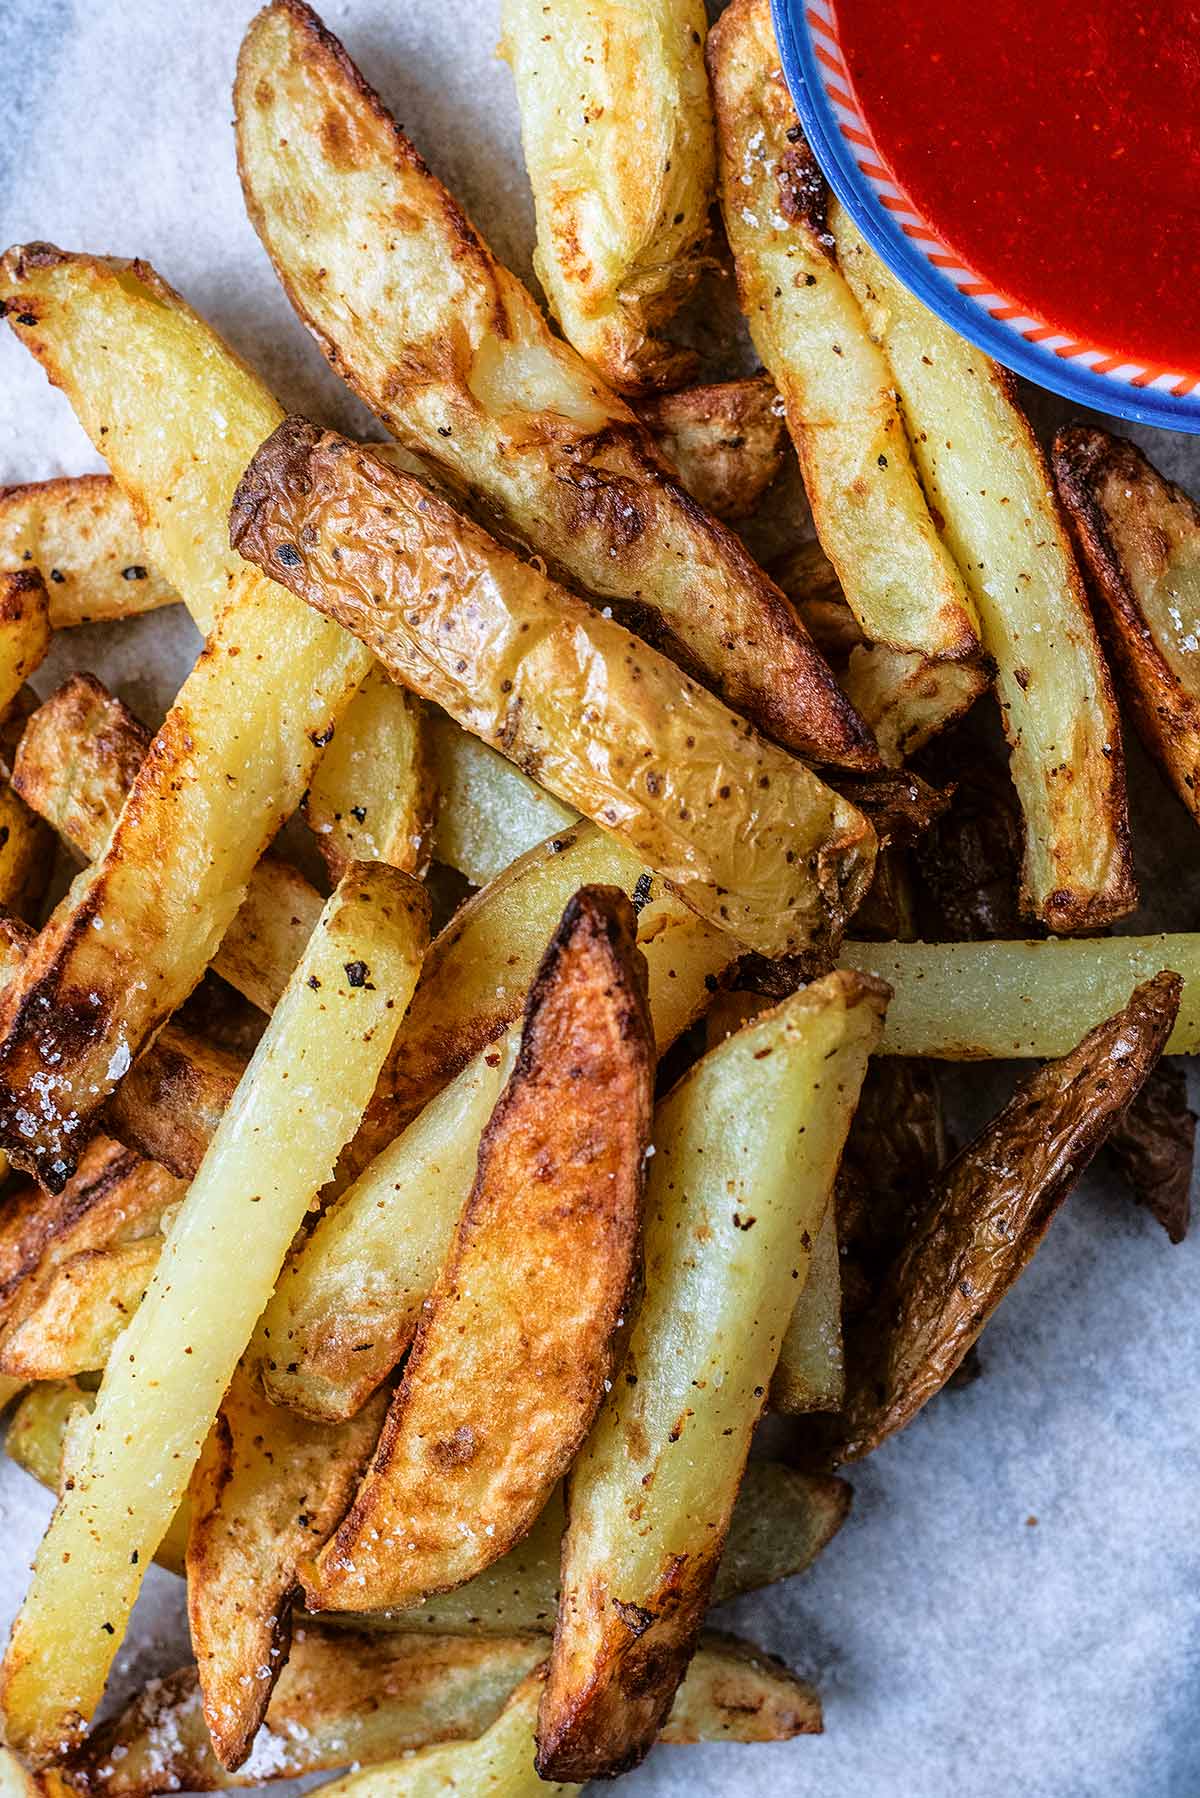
770, 0, 1200, 433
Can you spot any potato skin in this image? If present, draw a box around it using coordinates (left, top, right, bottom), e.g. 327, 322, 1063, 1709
1054, 425, 1200, 825
231, 420, 876, 959
234, 0, 877, 768
304, 886, 654, 1613
827, 971, 1182, 1462
499, 0, 714, 395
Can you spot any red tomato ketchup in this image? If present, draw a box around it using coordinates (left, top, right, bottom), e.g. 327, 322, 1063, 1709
830, 1, 1200, 376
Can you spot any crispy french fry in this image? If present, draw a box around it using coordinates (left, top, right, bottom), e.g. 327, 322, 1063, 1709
61, 1625, 818, 1798
0, 1239, 161, 1381
0, 865, 428, 1762
537, 970, 885, 1780
707, 0, 987, 763
840, 935, 1200, 1058
187, 1366, 388, 1770
14, 674, 325, 1017
105, 1023, 244, 1182
0, 477, 177, 627
261, 836, 734, 1423
4, 1383, 191, 1577
304, 667, 431, 879
234, 0, 876, 768
1054, 426, 1200, 826
233, 420, 876, 959
427, 716, 578, 886
769, 538, 865, 661
359, 820, 732, 1157
498, 0, 713, 395
0, 571, 50, 719
304, 888, 654, 1612
0, 781, 53, 924
347, 1460, 848, 1635
634, 377, 788, 521
825, 974, 1180, 1462
830, 208, 1135, 930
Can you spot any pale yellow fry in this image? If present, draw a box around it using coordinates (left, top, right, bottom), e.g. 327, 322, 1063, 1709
0, 866, 428, 1763
831, 206, 1134, 930
840, 935, 1200, 1058
427, 715, 578, 888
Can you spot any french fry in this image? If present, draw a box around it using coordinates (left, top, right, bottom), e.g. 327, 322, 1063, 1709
634, 377, 788, 521
0, 1240, 160, 1380
0, 780, 53, 923
302, 1671, 571, 1798
707, 0, 988, 764
0, 571, 50, 720
347, 1461, 849, 1635
304, 668, 431, 879
187, 1367, 389, 1770
830, 207, 1135, 930
0, 1745, 73, 1798
234, 0, 877, 768
1054, 426, 1200, 826
4, 1383, 191, 1577
261, 836, 734, 1423
840, 935, 1200, 1058
105, 1023, 244, 1182
0, 477, 177, 627
536, 970, 885, 1780
498, 0, 713, 395
13, 674, 325, 1017
0, 865, 429, 1762
824, 974, 1180, 1462
361, 820, 732, 1154
427, 716, 578, 887
232, 420, 876, 959
771, 1204, 844, 1414
303, 887, 654, 1611
61, 1625, 818, 1798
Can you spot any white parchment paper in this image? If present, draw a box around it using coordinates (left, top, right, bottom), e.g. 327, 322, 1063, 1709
2, 4, 1200, 1794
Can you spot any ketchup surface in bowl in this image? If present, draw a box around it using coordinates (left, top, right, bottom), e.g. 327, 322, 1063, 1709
831, 0, 1200, 378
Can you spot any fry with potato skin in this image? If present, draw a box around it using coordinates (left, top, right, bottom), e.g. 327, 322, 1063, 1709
0, 570, 51, 719
707, 0, 987, 764
12, 673, 326, 1016
634, 377, 788, 521
537, 970, 885, 1781
232, 420, 876, 959
830, 209, 1134, 930
304, 887, 654, 1612
823, 972, 1181, 1463
60, 1625, 819, 1798
499, 0, 713, 395
187, 1367, 389, 1771
0, 866, 429, 1763
0, 477, 178, 627
233, 0, 875, 767
1054, 425, 1200, 827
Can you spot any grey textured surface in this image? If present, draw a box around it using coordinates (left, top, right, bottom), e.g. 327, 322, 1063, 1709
1, 3, 1199, 1794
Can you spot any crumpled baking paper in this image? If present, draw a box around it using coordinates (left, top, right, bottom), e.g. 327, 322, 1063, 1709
1, 4, 1199, 1795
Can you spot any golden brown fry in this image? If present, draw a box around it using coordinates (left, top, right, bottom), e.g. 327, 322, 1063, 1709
187, 1367, 388, 1771
0, 570, 50, 719
304, 887, 653, 1612
0, 477, 177, 627
707, 0, 987, 763
826, 972, 1180, 1463
634, 378, 787, 520
304, 668, 432, 879
13, 674, 325, 1016
499, 0, 713, 395
1054, 426, 1200, 825
0, 1238, 160, 1380
61, 1625, 816, 1798
234, 0, 876, 767
106, 1022, 244, 1181
831, 209, 1134, 930
0, 781, 53, 923
537, 972, 883, 1780
232, 420, 876, 959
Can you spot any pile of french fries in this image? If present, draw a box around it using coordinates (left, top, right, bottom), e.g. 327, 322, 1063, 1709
0, 0, 1195, 1788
